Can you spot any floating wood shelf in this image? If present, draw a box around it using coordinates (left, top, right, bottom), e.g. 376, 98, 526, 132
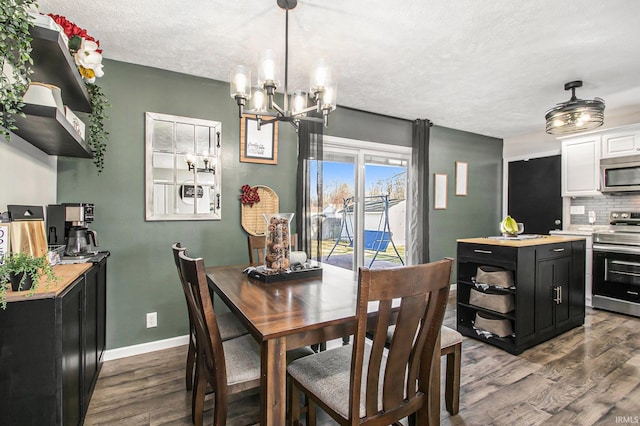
29, 25, 92, 112
12, 104, 93, 158
9, 25, 94, 159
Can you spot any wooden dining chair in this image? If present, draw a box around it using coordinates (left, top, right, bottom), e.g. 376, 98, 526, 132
384, 324, 462, 415
287, 258, 453, 426
178, 250, 261, 426
172, 242, 248, 391
247, 233, 297, 266
179, 250, 314, 425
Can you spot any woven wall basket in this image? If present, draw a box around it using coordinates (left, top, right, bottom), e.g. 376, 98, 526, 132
241, 185, 279, 236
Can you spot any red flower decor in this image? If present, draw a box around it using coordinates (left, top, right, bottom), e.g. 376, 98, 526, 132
240, 185, 260, 207
47, 14, 102, 53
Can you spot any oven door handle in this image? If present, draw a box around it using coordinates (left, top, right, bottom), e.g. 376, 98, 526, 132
611, 260, 640, 267
593, 243, 640, 255
610, 270, 640, 278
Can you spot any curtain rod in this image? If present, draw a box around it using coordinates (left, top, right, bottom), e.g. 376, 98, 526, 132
339, 105, 432, 125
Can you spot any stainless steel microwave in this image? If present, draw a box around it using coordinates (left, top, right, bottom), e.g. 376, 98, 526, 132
600, 154, 640, 193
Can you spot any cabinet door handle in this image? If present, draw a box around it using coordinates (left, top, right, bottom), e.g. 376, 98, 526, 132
552, 248, 565, 252
553, 286, 562, 304
473, 249, 493, 254
627, 291, 639, 296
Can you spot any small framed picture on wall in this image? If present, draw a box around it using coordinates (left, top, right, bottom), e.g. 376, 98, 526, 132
240, 114, 278, 164
434, 173, 447, 209
455, 161, 468, 196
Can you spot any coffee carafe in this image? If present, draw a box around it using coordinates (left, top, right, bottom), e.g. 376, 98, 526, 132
65, 226, 98, 257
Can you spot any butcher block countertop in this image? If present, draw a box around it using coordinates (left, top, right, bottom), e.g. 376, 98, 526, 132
458, 235, 585, 247
4, 263, 93, 303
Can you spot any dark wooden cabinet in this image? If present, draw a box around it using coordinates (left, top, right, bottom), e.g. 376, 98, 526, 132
0, 258, 108, 425
457, 238, 585, 354
61, 277, 84, 426
535, 246, 571, 335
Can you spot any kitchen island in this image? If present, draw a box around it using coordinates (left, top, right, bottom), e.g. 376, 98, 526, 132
457, 235, 585, 354
0, 256, 108, 426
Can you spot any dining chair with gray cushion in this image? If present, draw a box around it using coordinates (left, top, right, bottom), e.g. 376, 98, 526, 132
172, 242, 248, 391
179, 250, 314, 425
178, 250, 260, 426
385, 324, 462, 415
287, 258, 453, 426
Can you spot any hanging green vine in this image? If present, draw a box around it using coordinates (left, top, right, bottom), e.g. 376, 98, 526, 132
48, 13, 110, 173
86, 82, 109, 172
0, 0, 36, 141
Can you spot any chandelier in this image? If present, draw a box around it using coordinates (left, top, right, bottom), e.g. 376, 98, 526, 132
545, 80, 605, 135
229, 0, 337, 130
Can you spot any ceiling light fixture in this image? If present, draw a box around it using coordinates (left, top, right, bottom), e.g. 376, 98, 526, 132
229, 0, 337, 131
545, 80, 605, 135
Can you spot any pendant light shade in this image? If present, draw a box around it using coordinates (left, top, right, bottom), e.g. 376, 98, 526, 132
545, 81, 605, 135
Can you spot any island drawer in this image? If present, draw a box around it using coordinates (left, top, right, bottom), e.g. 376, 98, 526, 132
536, 242, 572, 260
458, 243, 517, 264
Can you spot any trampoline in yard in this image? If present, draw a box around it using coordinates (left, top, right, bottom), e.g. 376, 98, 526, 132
326, 195, 405, 267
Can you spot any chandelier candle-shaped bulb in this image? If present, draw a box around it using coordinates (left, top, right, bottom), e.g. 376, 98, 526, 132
292, 90, 307, 115
321, 82, 337, 126
259, 49, 278, 89
251, 86, 267, 112
230, 65, 252, 116
310, 59, 332, 96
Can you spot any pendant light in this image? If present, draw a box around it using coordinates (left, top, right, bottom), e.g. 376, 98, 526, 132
230, 0, 337, 130
545, 81, 605, 135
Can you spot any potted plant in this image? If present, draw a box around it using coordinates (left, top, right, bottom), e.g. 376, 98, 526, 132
0, 252, 58, 309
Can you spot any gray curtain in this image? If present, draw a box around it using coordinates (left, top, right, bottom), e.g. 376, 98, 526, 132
408, 119, 431, 264
296, 117, 323, 260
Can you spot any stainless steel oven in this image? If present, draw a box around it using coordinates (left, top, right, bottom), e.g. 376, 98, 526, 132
593, 211, 640, 317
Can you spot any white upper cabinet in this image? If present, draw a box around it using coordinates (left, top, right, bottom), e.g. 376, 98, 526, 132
601, 126, 640, 158
561, 135, 601, 197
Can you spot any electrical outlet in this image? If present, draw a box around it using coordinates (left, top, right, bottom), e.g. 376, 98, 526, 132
146, 312, 157, 328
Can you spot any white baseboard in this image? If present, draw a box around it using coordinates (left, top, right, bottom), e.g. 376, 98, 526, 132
103, 334, 189, 361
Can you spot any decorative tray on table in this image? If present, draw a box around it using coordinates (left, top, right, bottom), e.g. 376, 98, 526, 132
245, 263, 323, 283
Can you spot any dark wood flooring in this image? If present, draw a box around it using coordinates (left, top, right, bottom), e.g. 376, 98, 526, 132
85, 291, 640, 425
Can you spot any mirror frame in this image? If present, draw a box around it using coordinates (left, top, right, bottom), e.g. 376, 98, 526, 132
145, 112, 222, 221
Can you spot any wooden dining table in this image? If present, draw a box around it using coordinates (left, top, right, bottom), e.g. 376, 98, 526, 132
206, 262, 441, 425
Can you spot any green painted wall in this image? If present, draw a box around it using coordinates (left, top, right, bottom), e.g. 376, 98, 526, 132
57, 60, 299, 349
429, 126, 503, 263
326, 107, 412, 147
56, 60, 503, 350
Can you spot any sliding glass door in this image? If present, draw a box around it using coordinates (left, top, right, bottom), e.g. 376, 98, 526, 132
317, 136, 410, 271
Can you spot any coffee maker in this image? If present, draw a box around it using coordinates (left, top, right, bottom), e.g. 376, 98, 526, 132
47, 203, 99, 258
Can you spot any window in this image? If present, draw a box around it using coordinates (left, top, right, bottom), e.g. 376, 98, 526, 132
315, 136, 411, 270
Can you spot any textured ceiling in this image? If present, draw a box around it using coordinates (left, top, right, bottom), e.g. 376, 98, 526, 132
36, 0, 640, 139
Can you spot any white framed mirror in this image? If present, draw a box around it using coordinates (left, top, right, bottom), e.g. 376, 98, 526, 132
145, 112, 222, 221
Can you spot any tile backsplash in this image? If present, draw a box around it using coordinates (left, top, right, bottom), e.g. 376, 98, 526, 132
570, 194, 640, 225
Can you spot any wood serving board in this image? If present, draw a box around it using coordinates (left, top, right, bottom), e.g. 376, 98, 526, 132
10, 220, 48, 257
